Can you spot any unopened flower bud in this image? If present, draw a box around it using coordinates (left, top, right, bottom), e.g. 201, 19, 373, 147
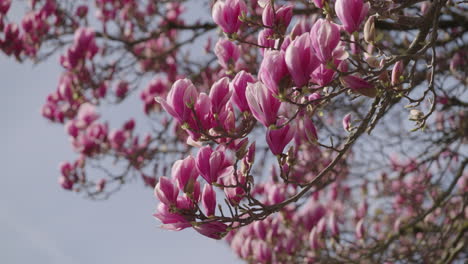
391, 60, 404, 87
363, 15, 376, 44
409, 109, 424, 121
355, 219, 365, 239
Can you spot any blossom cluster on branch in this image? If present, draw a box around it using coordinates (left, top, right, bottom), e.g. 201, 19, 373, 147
1, 0, 467, 262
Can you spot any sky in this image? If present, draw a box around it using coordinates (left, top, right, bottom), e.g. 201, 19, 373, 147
0, 2, 241, 264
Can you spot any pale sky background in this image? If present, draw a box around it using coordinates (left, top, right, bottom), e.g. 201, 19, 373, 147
0, 2, 241, 264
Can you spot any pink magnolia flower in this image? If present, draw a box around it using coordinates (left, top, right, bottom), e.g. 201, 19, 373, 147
246, 82, 281, 127
309, 227, 322, 250
76, 103, 99, 128
0, 0, 11, 15
201, 184, 217, 216
262, 3, 293, 31
230, 70, 255, 112
391, 60, 404, 87
194, 93, 215, 131
156, 78, 198, 126
212, 0, 247, 34
115, 81, 129, 99
310, 63, 337, 87
257, 28, 276, 52
123, 119, 135, 131
172, 156, 199, 193
285, 32, 319, 87
153, 203, 191, 231
291, 17, 314, 39
266, 184, 286, 204
74, 27, 97, 55
245, 142, 256, 164
154, 176, 178, 206
299, 201, 327, 230
1, 23, 22, 56
328, 212, 340, 236
259, 50, 288, 95
141, 77, 168, 114
196, 146, 231, 184
209, 77, 232, 114
266, 118, 295, 155
316, 217, 327, 235
343, 113, 352, 132
295, 117, 318, 144
253, 220, 267, 240
340, 75, 377, 97
214, 39, 240, 69
75, 5, 88, 17
335, 0, 370, 33
61, 27, 98, 69
310, 19, 341, 64
65, 121, 79, 138
194, 222, 228, 239
216, 104, 236, 132
60, 162, 73, 177
355, 219, 365, 239
109, 129, 127, 150
312, 0, 326, 9
253, 240, 272, 263
59, 175, 74, 190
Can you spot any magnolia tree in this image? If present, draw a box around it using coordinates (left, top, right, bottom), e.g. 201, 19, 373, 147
2, 0, 467, 262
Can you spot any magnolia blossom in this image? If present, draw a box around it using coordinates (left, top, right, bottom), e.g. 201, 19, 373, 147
285, 32, 319, 87
214, 38, 240, 69
154, 176, 178, 206
258, 50, 288, 95
310, 19, 348, 64
172, 156, 199, 192
341, 75, 377, 98
201, 184, 216, 216
391, 61, 404, 87
262, 3, 293, 31
230, 70, 255, 112
156, 79, 198, 126
209, 77, 232, 114
335, 0, 370, 33
246, 82, 281, 127
212, 0, 247, 34
266, 118, 295, 155
196, 146, 231, 184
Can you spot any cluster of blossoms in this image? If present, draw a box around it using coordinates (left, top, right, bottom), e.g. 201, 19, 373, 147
2, 0, 467, 262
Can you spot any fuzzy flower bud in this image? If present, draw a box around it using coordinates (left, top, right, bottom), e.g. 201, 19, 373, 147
363, 15, 376, 44
391, 60, 404, 87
